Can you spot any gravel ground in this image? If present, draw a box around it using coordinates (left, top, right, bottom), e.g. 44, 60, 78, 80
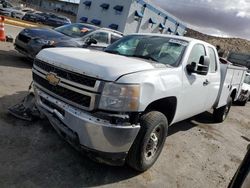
0, 42, 249, 188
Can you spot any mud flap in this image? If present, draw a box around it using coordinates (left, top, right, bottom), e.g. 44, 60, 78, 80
8, 92, 41, 121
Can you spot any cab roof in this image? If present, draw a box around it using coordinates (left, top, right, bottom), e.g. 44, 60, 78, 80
131, 33, 214, 47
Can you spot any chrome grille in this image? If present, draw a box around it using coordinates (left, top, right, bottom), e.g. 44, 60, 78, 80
34, 59, 97, 88
18, 33, 31, 43
33, 73, 91, 108
32, 59, 102, 111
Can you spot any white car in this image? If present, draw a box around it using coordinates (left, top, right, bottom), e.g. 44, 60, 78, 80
238, 72, 250, 105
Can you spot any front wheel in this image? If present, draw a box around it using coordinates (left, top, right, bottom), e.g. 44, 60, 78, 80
213, 97, 232, 123
126, 111, 168, 172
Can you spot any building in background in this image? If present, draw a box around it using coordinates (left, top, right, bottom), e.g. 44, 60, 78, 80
25, 0, 79, 15
77, 0, 186, 35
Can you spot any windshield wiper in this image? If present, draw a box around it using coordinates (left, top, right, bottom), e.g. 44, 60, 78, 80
131, 55, 159, 62
104, 50, 121, 55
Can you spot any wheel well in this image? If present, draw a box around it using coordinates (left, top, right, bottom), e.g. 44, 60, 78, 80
144, 97, 177, 125
230, 89, 237, 101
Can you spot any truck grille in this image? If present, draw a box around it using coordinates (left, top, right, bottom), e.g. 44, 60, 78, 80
18, 33, 31, 43
33, 73, 91, 108
34, 59, 97, 88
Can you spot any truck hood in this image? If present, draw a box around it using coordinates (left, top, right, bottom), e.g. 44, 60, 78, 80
36, 48, 159, 81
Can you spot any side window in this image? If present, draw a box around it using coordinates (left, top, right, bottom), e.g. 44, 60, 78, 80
188, 44, 206, 65
208, 47, 217, 73
91, 32, 109, 44
111, 34, 121, 44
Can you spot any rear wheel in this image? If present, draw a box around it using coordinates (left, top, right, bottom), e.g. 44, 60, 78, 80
213, 97, 232, 123
126, 111, 168, 172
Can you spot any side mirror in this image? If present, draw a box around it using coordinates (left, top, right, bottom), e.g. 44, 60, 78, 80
85, 37, 97, 46
186, 56, 210, 75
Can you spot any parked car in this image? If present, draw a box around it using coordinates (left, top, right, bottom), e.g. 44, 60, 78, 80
237, 72, 250, 106
11, 9, 25, 19
44, 13, 71, 27
14, 23, 123, 59
32, 34, 247, 171
22, 12, 46, 23
0, 0, 14, 16
11, 8, 34, 19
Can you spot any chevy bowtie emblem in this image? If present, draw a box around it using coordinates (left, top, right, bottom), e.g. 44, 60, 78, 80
46, 73, 60, 86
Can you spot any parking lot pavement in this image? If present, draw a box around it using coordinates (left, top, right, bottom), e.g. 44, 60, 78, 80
5, 24, 24, 39
0, 42, 250, 188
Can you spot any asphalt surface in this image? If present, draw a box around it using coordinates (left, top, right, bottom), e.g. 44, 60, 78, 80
0, 41, 249, 188
5, 24, 24, 39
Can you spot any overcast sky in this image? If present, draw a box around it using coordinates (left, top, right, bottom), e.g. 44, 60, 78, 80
152, 0, 250, 40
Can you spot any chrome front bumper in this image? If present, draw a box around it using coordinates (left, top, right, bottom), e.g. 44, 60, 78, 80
34, 87, 140, 154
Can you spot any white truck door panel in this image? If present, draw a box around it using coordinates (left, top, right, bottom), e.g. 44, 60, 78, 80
205, 73, 220, 109
177, 73, 209, 120
204, 47, 221, 109
175, 43, 210, 122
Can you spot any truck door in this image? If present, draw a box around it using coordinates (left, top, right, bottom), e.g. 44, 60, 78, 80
205, 47, 221, 109
177, 44, 210, 121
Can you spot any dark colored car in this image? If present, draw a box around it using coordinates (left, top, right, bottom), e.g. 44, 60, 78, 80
22, 12, 46, 23
44, 13, 71, 27
14, 23, 123, 59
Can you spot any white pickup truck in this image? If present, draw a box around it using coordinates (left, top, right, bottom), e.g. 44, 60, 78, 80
32, 34, 247, 171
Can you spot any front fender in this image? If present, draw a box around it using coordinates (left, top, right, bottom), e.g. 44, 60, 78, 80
116, 67, 183, 112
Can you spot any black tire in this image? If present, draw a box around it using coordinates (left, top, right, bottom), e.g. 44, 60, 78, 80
126, 111, 168, 172
213, 97, 232, 123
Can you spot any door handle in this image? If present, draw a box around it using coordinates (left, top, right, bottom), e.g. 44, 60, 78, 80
203, 79, 210, 86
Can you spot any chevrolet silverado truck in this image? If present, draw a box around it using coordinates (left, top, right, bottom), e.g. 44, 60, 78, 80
32, 34, 247, 171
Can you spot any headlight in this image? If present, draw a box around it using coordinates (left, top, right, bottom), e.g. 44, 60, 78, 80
34, 38, 55, 45
99, 83, 140, 112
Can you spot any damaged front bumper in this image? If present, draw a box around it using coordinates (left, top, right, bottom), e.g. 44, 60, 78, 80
34, 87, 140, 165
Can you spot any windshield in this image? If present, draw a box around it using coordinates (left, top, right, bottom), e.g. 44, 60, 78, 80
105, 35, 188, 66
244, 74, 250, 84
54, 23, 97, 38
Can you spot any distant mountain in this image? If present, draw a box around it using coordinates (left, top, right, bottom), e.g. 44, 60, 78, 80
185, 28, 250, 54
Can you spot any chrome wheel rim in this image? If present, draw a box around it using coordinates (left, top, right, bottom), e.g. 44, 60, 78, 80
144, 125, 162, 161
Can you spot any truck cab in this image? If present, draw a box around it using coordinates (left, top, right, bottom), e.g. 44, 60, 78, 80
32, 34, 246, 171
